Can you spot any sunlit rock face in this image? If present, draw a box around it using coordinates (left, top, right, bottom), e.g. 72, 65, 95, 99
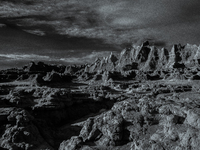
84, 52, 117, 73
166, 43, 200, 69
84, 41, 200, 73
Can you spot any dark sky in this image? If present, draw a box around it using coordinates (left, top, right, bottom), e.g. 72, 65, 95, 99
0, 0, 200, 68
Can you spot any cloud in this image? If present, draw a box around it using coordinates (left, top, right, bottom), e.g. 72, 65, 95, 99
23, 29, 45, 36
0, 23, 6, 27
0, 53, 59, 70
97, 0, 200, 29
1, 0, 200, 50
0, 51, 115, 65
60, 51, 115, 63
0, 51, 117, 70
0, 54, 50, 60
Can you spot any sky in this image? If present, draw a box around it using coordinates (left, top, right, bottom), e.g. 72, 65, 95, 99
0, 0, 200, 69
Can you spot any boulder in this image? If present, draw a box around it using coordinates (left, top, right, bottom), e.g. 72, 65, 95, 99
59, 136, 83, 150
0, 108, 52, 150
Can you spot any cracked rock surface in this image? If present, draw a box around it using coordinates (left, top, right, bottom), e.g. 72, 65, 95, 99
1, 42, 200, 149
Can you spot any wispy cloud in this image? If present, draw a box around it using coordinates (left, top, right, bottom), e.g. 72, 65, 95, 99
0, 50, 119, 70
0, 54, 50, 60
1, 0, 200, 48
60, 51, 115, 63
23, 29, 45, 36
0, 23, 6, 27
0, 51, 115, 65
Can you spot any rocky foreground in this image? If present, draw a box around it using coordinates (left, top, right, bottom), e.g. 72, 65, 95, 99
1, 42, 200, 149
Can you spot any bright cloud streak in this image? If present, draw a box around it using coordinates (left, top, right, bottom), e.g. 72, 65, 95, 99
0, 54, 50, 60
60, 51, 115, 63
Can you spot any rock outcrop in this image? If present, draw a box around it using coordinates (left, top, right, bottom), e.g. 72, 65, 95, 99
81, 42, 200, 75
2, 42, 200, 150
0, 108, 53, 150
23, 62, 66, 73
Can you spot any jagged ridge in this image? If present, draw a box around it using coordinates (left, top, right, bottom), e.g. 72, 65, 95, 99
85, 41, 200, 73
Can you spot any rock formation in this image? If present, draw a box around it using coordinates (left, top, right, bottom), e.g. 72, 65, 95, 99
1, 42, 200, 149
83, 42, 200, 75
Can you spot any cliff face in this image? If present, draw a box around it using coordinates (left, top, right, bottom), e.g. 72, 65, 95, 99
85, 42, 200, 73
84, 53, 117, 73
